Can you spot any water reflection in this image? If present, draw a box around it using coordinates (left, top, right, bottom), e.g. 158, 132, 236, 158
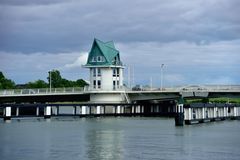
85, 119, 124, 160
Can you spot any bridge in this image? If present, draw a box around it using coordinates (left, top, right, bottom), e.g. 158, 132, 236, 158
1, 85, 240, 126
1, 39, 240, 125
0, 85, 240, 103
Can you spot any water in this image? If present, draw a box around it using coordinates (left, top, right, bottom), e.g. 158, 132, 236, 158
0, 117, 240, 160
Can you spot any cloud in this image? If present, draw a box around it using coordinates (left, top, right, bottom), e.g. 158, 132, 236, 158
0, 0, 239, 86
118, 40, 240, 85
64, 52, 88, 69
0, 51, 88, 83
1, 0, 240, 53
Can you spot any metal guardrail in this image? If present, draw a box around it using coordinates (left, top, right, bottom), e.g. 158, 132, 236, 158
0, 87, 87, 96
0, 85, 240, 96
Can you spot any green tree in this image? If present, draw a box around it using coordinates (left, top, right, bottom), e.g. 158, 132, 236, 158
48, 70, 63, 88
75, 79, 88, 87
26, 80, 48, 88
202, 98, 209, 103
47, 70, 88, 88
0, 71, 15, 89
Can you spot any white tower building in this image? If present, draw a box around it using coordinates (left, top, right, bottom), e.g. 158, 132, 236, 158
84, 38, 124, 91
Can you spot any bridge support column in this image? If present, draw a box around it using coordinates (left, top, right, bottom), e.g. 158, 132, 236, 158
82, 106, 86, 115
136, 105, 141, 114
44, 106, 51, 119
223, 107, 226, 117
202, 108, 205, 119
117, 106, 121, 114
96, 106, 101, 114
4, 107, 11, 121
131, 106, 135, 114
175, 103, 184, 126
73, 106, 77, 115
36, 107, 39, 116
82, 106, 90, 115
141, 105, 144, 114
233, 107, 238, 117
16, 107, 19, 117
121, 106, 124, 114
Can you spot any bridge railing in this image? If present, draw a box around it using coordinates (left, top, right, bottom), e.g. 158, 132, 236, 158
0, 87, 87, 96
0, 85, 240, 96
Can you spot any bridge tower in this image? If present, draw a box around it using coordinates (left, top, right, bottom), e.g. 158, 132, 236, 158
84, 38, 124, 90
84, 38, 125, 103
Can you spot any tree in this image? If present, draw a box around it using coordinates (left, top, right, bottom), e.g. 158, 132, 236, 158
47, 70, 88, 88
48, 70, 63, 88
0, 71, 15, 89
75, 79, 88, 87
26, 80, 48, 88
202, 98, 209, 103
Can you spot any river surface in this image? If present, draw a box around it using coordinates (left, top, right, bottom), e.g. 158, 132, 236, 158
0, 117, 240, 160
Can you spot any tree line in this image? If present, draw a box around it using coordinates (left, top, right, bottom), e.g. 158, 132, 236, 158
0, 70, 88, 89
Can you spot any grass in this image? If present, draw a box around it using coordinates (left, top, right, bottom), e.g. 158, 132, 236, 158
186, 97, 240, 104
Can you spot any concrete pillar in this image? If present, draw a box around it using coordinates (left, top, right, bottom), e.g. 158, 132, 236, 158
213, 107, 216, 118
121, 106, 124, 114
233, 107, 237, 117
44, 106, 51, 119
57, 106, 60, 115
175, 104, 184, 126
4, 107, 11, 120
96, 106, 101, 114
82, 106, 87, 115
36, 107, 39, 116
202, 108, 205, 119
132, 106, 135, 114
156, 105, 159, 113
16, 107, 19, 116
73, 106, 77, 115
116, 106, 121, 114
141, 105, 144, 113
151, 105, 153, 113
220, 107, 223, 117
79, 106, 82, 114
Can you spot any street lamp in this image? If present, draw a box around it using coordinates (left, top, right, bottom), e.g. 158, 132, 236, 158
160, 64, 164, 91
49, 71, 52, 93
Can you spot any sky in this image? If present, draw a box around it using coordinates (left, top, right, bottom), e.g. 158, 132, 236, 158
0, 0, 239, 87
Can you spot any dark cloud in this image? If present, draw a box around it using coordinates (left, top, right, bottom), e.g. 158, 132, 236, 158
0, 0, 68, 6
0, 0, 240, 53
0, 0, 239, 85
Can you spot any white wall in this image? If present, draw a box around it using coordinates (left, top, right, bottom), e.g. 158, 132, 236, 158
90, 93, 125, 103
89, 67, 124, 91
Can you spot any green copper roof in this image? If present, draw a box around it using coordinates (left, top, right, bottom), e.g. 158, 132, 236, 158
85, 38, 122, 66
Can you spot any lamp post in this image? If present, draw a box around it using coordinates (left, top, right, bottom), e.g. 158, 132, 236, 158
160, 64, 164, 91
49, 71, 52, 93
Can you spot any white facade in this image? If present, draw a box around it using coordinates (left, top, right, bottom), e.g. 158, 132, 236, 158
89, 66, 124, 91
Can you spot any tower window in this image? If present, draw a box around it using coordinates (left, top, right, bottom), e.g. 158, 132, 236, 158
93, 68, 96, 77
113, 81, 116, 90
117, 80, 119, 88
97, 56, 101, 62
97, 68, 101, 76
113, 68, 116, 77
93, 80, 96, 89
117, 68, 119, 77
92, 57, 97, 62
98, 80, 101, 89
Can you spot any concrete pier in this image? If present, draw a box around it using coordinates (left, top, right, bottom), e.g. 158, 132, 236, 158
44, 106, 51, 119
175, 104, 184, 126
184, 103, 240, 125
3, 107, 11, 120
